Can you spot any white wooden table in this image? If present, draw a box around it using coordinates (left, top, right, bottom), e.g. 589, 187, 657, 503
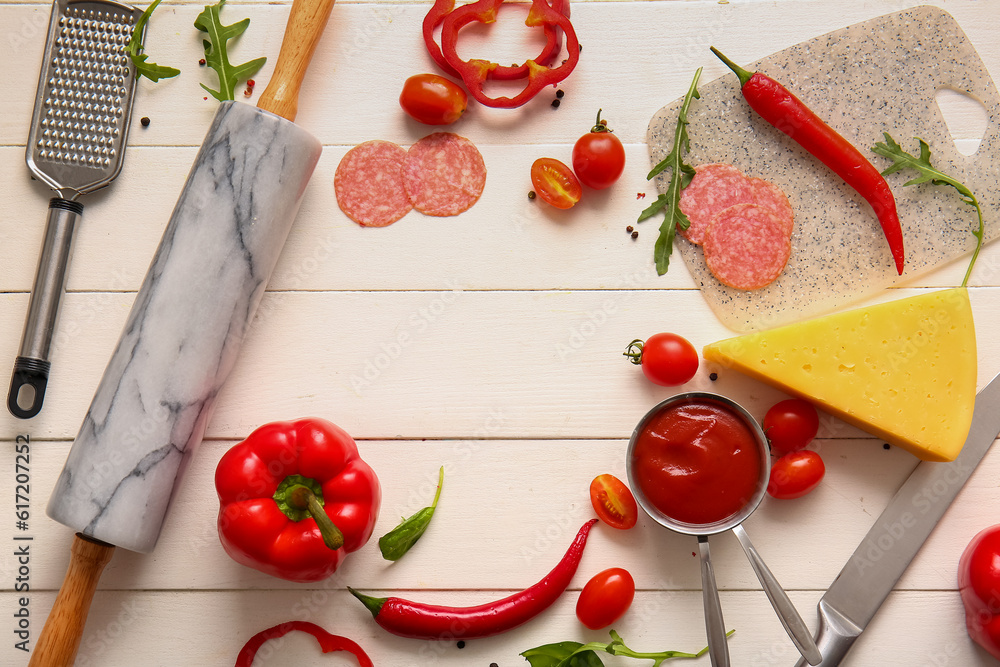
2, 0, 1000, 665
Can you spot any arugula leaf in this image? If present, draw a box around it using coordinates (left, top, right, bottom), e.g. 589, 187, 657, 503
639, 67, 702, 276
195, 0, 267, 102
521, 629, 727, 667
872, 133, 985, 287
126, 0, 180, 82
378, 466, 443, 561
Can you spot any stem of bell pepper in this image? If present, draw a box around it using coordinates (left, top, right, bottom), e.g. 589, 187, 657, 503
289, 484, 344, 551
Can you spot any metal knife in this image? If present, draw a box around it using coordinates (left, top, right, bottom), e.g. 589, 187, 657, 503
794, 370, 1000, 667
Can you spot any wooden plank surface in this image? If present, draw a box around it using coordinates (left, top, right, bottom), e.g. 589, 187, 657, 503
1, 0, 999, 665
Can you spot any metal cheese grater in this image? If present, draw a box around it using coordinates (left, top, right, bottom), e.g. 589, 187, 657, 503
8, 0, 143, 419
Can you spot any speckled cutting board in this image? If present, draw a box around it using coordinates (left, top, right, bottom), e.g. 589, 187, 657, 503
647, 6, 1000, 332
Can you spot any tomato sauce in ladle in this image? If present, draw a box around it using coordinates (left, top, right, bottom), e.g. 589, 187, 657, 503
626, 393, 822, 667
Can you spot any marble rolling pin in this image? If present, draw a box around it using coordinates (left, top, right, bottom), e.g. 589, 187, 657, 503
29, 0, 335, 664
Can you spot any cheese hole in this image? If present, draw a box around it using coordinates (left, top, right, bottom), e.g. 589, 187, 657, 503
934, 88, 988, 156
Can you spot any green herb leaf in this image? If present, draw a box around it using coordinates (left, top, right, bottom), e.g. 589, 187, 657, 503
194, 0, 266, 102
520, 642, 605, 667
641, 67, 702, 276
872, 133, 985, 287
521, 629, 729, 667
126, 0, 180, 82
378, 466, 444, 561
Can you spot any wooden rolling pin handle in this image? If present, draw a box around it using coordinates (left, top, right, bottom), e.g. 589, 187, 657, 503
257, 0, 337, 122
28, 534, 115, 667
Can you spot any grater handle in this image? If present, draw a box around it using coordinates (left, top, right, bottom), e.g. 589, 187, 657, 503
257, 0, 336, 122
7, 198, 83, 419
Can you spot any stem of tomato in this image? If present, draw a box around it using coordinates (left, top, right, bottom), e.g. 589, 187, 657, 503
623, 339, 645, 365
591, 108, 611, 133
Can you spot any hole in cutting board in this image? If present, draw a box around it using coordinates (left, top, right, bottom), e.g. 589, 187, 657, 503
934, 88, 989, 156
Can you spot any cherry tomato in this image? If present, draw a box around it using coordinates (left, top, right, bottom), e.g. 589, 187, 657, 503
576, 567, 636, 630
763, 399, 820, 454
767, 450, 825, 499
589, 474, 638, 530
624, 333, 698, 387
530, 157, 582, 209
399, 73, 468, 126
572, 110, 626, 190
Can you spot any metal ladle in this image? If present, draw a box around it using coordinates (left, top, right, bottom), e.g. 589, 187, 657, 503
625, 392, 822, 667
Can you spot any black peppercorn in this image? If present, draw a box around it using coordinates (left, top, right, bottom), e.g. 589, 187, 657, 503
551, 99, 561, 108
140, 116, 150, 127
709, 372, 718, 381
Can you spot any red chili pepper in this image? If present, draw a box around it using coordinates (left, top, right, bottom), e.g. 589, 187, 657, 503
234, 621, 373, 667
215, 418, 381, 583
959, 524, 1000, 659
422, 0, 569, 82
439, 0, 580, 108
711, 47, 905, 275
349, 518, 598, 639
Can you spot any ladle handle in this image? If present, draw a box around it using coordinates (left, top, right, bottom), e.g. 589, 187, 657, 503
697, 536, 730, 667
732, 524, 822, 665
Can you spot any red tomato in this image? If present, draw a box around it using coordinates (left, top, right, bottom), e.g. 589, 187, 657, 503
576, 567, 636, 630
589, 474, 638, 530
530, 157, 582, 209
399, 73, 468, 125
625, 333, 698, 386
572, 111, 626, 190
763, 399, 820, 454
767, 450, 825, 499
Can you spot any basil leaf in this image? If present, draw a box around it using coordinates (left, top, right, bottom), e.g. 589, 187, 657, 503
520, 642, 605, 667
378, 466, 444, 561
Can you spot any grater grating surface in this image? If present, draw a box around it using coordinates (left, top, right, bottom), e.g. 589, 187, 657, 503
26, 0, 143, 198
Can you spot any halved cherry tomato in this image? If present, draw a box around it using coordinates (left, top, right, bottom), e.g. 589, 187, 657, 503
767, 450, 825, 499
530, 157, 582, 209
399, 73, 468, 126
572, 110, 626, 190
763, 399, 820, 454
589, 474, 638, 530
624, 333, 699, 387
576, 567, 636, 630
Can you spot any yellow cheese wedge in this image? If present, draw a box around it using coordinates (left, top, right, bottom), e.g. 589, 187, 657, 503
703, 288, 976, 462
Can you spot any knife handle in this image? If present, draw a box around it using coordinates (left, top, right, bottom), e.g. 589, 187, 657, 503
793, 599, 861, 667
257, 0, 336, 122
29, 534, 115, 667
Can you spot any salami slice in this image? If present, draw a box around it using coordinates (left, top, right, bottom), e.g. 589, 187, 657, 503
748, 177, 794, 236
678, 163, 755, 244
335, 140, 412, 227
403, 132, 487, 217
702, 204, 791, 291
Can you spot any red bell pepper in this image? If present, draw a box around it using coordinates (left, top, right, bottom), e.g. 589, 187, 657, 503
959, 524, 1000, 659
215, 418, 381, 583
235, 621, 373, 667
439, 0, 580, 108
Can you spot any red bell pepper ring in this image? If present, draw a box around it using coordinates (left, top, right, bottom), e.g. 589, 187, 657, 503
959, 524, 1000, 659
422, 0, 570, 82
440, 0, 580, 108
234, 621, 373, 667
349, 519, 597, 639
215, 418, 381, 583
711, 47, 905, 275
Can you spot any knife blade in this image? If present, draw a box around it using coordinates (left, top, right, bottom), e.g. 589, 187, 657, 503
794, 370, 1000, 666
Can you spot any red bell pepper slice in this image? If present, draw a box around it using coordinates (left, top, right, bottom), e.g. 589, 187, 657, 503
234, 621, 373, 667
440, 0, 580, 107
422, 0, 570, 82
215, 418, 381, 583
